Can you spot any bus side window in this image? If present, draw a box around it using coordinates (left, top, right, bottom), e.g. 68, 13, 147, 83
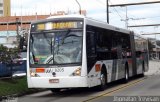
86, 31, 96, 57
95, 29, 112, 60
121, 34, 131, 58
111, 33, 118, 59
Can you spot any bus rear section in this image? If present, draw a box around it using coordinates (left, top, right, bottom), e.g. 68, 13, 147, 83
27, 17, 89, 89
134, 35, 149, 75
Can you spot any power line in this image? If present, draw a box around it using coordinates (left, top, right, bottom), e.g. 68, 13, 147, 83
109, 1, 123, 19
128, 24, 160, 28
95, 0, 160, 28
142, 16, 160, 19
95, 0, 123, 19
141, 33, 160, 35
95, 0, 105, 6
96, 0, 136, 21
109, 1, 160, 29
109, 1, 160, 7
94, 0, 109, 23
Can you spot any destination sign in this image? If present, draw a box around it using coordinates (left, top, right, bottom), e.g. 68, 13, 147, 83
34, 21, 83, 31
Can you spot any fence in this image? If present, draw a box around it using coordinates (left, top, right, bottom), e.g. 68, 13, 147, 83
0, 60, 26, 77
0, 64, 11, 77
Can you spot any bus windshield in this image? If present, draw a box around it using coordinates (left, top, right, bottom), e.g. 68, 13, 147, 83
29, 30, 82, 65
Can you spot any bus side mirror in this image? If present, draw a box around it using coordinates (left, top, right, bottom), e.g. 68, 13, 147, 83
19, 36, 27, 52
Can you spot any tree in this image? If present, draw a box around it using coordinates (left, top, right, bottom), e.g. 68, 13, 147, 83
0, 45, 19, 64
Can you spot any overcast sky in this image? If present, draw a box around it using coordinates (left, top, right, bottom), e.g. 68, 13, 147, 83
11, 0, 160, 39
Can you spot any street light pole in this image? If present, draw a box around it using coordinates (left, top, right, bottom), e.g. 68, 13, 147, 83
75, 0, 81, 15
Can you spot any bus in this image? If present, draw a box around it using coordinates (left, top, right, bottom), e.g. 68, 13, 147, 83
27, 15, 149, 92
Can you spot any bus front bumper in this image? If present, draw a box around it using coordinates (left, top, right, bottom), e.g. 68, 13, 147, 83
27, 76, 88, 88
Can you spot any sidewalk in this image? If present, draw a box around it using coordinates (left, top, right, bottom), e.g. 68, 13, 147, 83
145, 60, 160, 75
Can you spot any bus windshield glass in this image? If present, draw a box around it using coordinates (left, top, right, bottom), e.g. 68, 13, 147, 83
29, 30, 83, 65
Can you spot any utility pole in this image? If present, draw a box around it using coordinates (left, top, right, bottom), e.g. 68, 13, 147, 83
16, 18, 20, 47
120, 6, 128, 29
16, 18, 20, 36
125, 7, 128, 29
106, 0, 109, 24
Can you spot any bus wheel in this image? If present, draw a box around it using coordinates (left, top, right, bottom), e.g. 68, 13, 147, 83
50, 88, 61, 93
124, 65, 129, 83
97, 69, 107, 91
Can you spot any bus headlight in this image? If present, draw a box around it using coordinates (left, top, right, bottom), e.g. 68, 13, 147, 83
30, 71, 36, 77
72, 68, 81, 76
30, 71, 40, 77
30, 69, 36, 77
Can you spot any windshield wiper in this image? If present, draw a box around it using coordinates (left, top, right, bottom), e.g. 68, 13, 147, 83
30, 34, 34, 44
42, 32, 54, 54
32, 52, 36, 64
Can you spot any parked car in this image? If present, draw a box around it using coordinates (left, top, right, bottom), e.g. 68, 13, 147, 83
12, 52, 27, 74
13, 52, 27, 65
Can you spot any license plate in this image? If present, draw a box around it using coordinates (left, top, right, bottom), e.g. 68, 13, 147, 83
49, 79, 59, 83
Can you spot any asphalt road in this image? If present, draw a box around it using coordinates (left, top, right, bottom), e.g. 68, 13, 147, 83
15, 61, 160, 102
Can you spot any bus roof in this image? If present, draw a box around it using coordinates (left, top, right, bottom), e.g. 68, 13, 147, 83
84, 16, 130, 34
31, 15, 131, 34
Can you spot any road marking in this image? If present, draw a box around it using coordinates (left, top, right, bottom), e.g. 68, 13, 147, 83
83, 77, 147, 102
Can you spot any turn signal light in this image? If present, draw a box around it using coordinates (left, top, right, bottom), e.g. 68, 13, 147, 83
95, 64, 101, 72
36, 68, 45, 73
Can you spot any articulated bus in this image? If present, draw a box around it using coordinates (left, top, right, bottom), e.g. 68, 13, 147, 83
27, 15, 149, 92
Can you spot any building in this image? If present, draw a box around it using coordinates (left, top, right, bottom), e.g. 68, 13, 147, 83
0, 0, 11, 16
148, 38, 160, 60
0, 15, 50, 48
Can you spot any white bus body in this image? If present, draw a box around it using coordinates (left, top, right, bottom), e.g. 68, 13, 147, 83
27, 15, 149, 91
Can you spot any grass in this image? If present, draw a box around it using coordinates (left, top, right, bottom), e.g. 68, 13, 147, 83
0, 77, 37, 96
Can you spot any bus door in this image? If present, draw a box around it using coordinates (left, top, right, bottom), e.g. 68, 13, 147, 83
111, 33, 124, 80
130, 32, 137, 75
86, 31, 96, 73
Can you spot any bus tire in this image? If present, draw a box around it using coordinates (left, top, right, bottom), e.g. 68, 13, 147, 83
124, 64, 129, 83
50, 88, 61, 93
97, 68, 107, 91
